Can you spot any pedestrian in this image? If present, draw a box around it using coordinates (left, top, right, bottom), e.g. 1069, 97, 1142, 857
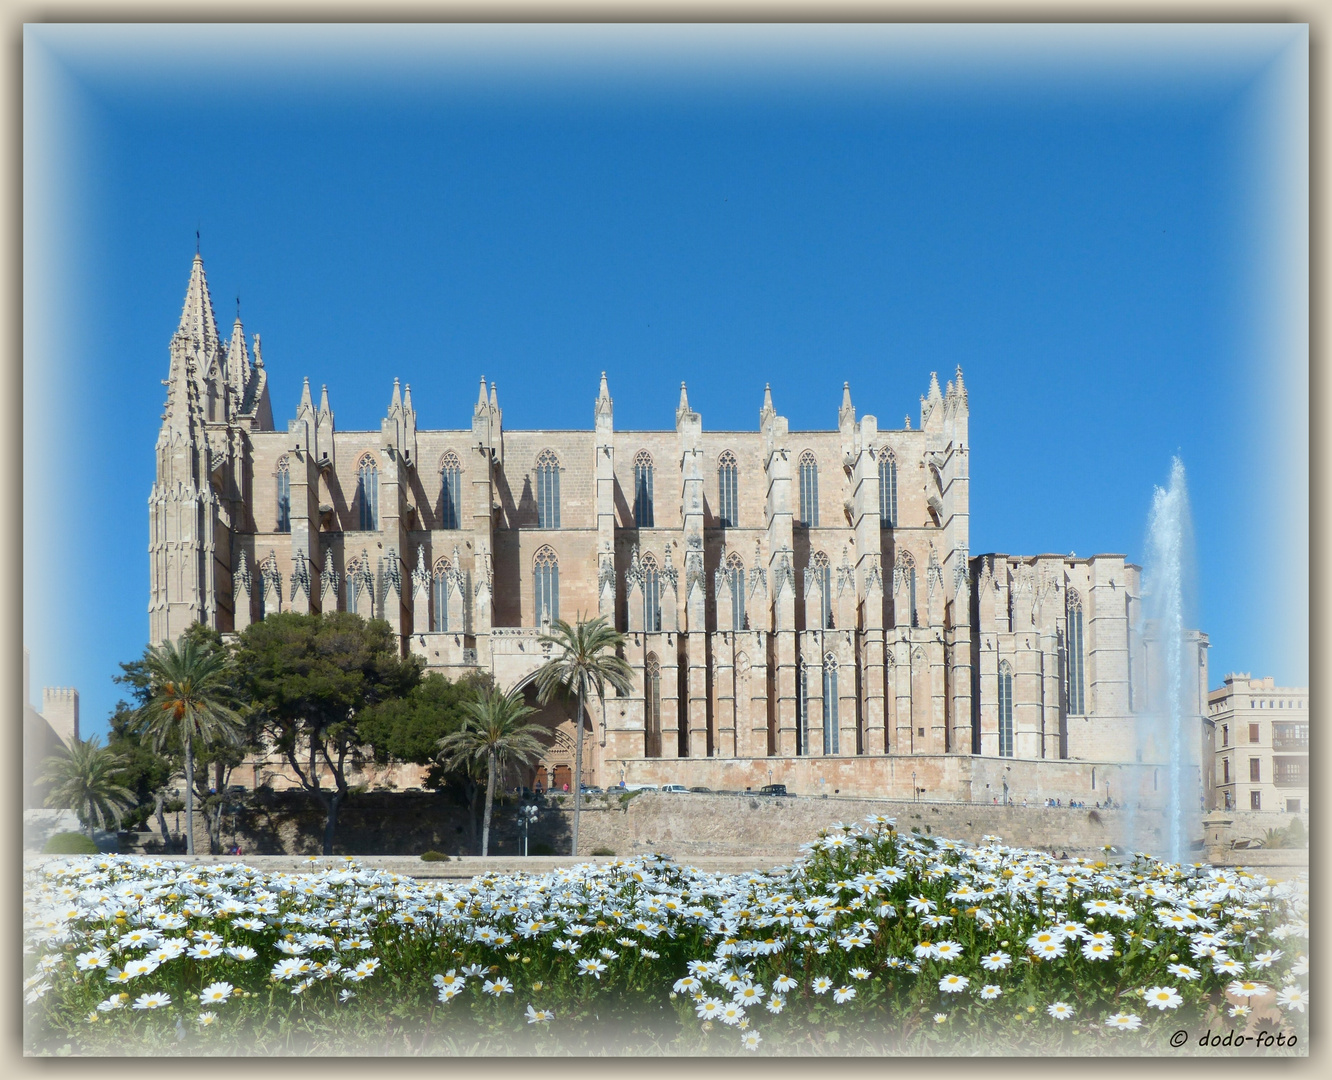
562, 782, 569, 793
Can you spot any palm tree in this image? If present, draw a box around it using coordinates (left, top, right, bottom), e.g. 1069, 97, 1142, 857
41, 736, 136, 838
132, 635, 245, 856
534, 615, 634, 856
437, 685, 546, 856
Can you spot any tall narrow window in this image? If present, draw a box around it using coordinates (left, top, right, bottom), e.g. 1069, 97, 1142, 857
645, 653, 662, 758
798, 451, 819, 527
439, 452, 462, 530
878, 450, 897, 526
432, 560, 449, 632
1066, 590, 1086, 714
798, 663, 810, 756
895, 550, 918, 628
998, 661, 1014, 757
533, 546, 559, 625
822, 654, 840, 755
347, 559, 370, 617
356, 454, 379, 531
717, 450, 739, 527
536, 450, 560, 529
812, 551, 832, 629
726, 551, 746, 631
275, 457, 291, 533
633, 450, 654, 528
641, 553, 660, 632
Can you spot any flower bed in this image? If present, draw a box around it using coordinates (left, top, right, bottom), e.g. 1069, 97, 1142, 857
23, 817, 1308, 1056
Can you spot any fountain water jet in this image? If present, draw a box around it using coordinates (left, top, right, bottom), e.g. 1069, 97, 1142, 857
1133, 456, 1203, 864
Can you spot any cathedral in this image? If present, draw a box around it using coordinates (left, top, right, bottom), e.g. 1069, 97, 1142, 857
151, 254, 1209, 802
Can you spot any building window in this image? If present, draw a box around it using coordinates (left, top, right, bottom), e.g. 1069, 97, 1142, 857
717, 450, 739, 527
356, 454, 379, 531
440, 452, 462, 530
726, 551, 745, 632
998, 661, 1014, 757
633, 450, 654, 528
536, 450, 561, 529
1223, 789, 1233, 810
822, 654, 839, 755
1223, 758, 1230, 785
346, 559, 369, 617
878, 450, 897, 526
432, 560, 449, 633
1221, 725, 1228, 747
798, 450, 819, 527
811, 551, 832, 629
1272, 723, 1308, 751
641, 553, 661, 632
1250, 790, 1262, 810
1248, 722, 1260, 744
893, 550, 919, 629
798, 663, 810, 756
533, 546, 559, 625
1249, 758, 1261, 782
1287, 798, 1301, 814
1273, 757, 1307, 786
645, 653, 662, 758
1066, 590, 1085, 715
275, 457, 291, 533
1091, 767, 1096, 790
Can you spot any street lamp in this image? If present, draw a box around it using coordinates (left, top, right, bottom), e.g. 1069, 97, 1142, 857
519, 804, 539, 857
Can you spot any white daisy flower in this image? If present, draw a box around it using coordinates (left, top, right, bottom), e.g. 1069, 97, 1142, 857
1047, 1001, 1075, 1020
1144, 986, 1183, 1010
1105, 1013, 1141, 1030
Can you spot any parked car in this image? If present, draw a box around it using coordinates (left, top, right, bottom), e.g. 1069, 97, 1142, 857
622, 783, 659, 792
688, 786, 712, 793
659, 784, 689, 794
579, 785, 603, 795
758, 783, 789, 796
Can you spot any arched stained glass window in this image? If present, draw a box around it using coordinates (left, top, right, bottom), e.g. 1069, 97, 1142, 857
798, 450, 819, 527
878, 449, 897, 527
717, 450, 739, 527
1066, 590, 1086, 715
726, 551, 745, 632
645, 653, 662, 758
275, 457, 291, 533
812, 551, 832, 630
822, 653, 840, 755
356, 454, 379, 531
432, 559, 450, 633
440, 452, 462, 530
633, 451, 654, 528
641, 552, 660, 632
998, 660, 1014, 758
534, 546, 559, 625
536, 450, 560, 530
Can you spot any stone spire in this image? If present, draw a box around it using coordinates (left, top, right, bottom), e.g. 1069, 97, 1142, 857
759, 383, 775, 428
475, 377, 489, 418
224, 315, 252, 407
176, 252, 221, 358
595, 371, 613, 422
676, 382, 691, 426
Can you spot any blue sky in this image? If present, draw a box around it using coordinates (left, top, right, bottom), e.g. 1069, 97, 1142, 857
24, 25, 1308, 741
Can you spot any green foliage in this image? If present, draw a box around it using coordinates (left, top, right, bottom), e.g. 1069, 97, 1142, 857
1259, 828, 1288, 850
233, 612, 422, 853
530, 841, 555, 855
619, 789, 643, 809
419, 850, 451, 862
41, 832, 100, 854
104, 702, 174, 831
588, 846, 616, 856
358, 671, 491, 769
40, 736, 136, 836
1284, 816, 1306, 848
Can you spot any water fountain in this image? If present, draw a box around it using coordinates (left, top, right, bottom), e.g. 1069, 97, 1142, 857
1134, 456, 1202, 864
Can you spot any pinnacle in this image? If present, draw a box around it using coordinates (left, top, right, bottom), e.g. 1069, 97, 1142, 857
176, 251, 220, 356
476, 377, 489, 411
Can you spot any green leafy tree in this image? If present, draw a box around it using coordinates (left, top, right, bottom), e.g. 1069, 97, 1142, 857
534, 615, 634, 856
132, 635, 246, 856
234, 611, 422, 855
104, 701, 174, 835
40, 736, 136, 838
358, 670, 493, 850
436, 685, 546, 856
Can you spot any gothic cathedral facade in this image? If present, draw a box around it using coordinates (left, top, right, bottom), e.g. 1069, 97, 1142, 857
151, 255, 1207, 801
